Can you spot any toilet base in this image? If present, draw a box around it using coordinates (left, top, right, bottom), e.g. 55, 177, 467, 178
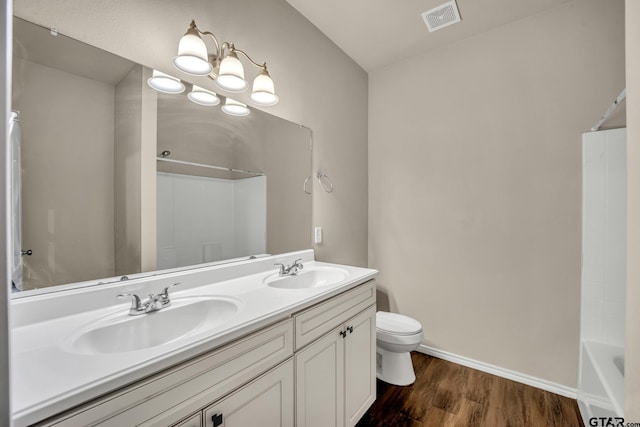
376, 346, 416, 386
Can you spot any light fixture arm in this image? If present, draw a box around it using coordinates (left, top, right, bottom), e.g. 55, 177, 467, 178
232, 47, 268, 71
188, 20, 222, 60
199, 30, 222, 57
189, 21, 266, 71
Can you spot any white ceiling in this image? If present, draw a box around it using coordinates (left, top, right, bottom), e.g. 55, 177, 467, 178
286, 0, 571, 71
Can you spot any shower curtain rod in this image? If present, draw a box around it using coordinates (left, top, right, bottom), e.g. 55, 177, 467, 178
156, 157, 264, 176
591, 88, 626, 132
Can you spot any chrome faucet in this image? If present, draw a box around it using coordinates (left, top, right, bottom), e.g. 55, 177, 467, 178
275, 259, 304, 276
117, 282, 180, 316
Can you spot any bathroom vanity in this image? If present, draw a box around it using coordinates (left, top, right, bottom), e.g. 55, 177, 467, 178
10, 250, 377, 427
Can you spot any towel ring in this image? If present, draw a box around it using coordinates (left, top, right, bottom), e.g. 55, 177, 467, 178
316, 171, 334, 193
303, 176, 312, 194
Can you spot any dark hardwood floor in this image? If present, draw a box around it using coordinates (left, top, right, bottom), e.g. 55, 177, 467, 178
356, 352, 584, 427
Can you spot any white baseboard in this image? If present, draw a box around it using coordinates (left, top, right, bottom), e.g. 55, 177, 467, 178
416, 344, 577, 399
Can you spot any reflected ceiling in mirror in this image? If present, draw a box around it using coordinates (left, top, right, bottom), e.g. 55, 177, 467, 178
10, 17, 312, 297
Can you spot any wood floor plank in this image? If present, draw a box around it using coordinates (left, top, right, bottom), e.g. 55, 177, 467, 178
356, 352, 584, 427
420, 406, 450, 427
544, 389, 583, 427
522, 383, 548, 424
463, 368, 494, 405
449, 398, 487, 427
435, 358, 470, 396
483, 403, 508, 427
430, 388, 462, 415
501, 378, 527, 425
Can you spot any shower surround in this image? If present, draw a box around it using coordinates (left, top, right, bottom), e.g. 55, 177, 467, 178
579, 128, 626, 420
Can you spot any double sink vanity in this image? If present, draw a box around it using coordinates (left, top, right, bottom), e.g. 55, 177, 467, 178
9, 10, 373, 427
11, 250, 378, 426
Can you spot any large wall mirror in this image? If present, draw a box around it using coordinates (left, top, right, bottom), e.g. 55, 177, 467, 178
10, 16, 312, 296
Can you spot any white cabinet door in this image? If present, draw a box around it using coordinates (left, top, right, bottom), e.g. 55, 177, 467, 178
295, 326, 345, 427
344, 306, 376, 427
295, 304, 376, 427
203, 359, 294, 427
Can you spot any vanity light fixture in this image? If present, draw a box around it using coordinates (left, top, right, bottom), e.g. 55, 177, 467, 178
147, 70, 185, 94
173, 20, 279, 106
187, 85, 221, 106
221, 98, 250, 117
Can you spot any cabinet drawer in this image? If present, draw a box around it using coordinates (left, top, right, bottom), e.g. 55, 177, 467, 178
39, 320, 293, 427
294, 280, 375, 350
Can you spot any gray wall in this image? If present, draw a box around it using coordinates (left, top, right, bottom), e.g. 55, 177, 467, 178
12, 57, 116, 288
114, 64, 158, 276
14, 0, 369, 268
369, 0, 625, 388
625, 0, 640, 418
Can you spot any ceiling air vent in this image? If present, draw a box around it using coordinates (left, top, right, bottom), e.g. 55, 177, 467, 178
421, 0, 461, 32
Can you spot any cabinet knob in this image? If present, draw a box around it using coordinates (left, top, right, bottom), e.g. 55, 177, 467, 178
347, 326, 354, 334
212, 413, 223, 427
339, 330, 347, 338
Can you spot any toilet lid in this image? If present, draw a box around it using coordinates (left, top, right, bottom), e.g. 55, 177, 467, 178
376, 312, 422, 335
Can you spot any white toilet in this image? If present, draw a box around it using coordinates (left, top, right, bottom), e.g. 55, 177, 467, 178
375, 311, 424, 386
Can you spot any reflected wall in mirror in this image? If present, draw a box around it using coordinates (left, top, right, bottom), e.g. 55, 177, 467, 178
10, 17, 312, 294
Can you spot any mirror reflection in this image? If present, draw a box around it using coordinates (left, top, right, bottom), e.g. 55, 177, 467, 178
10, 17, 312, 294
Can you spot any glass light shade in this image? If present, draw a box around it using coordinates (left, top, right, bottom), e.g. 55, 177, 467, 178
221, 98, 250, 116
147, 70, 185, 94
250, 70, 279, 106
215, 52, 248, 92
173, 28, 213, 75
188, 85, 220, 106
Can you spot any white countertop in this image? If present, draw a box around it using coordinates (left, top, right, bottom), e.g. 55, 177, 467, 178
10, 250, 378, 426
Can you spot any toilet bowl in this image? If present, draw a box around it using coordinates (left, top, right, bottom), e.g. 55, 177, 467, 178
376, 311, 423, 386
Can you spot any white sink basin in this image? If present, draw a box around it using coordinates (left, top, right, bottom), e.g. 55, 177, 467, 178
65, 296, 242, 354
264, 267, 348, 289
